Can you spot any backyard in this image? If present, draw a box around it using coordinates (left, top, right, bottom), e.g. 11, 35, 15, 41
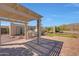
0, 3, 79, 56
41, 29, 79, 56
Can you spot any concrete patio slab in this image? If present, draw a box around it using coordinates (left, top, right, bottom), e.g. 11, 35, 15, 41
0, 38, 63, 56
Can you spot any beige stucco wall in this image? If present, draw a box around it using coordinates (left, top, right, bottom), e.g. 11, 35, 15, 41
9, 23, 17, 36
9, 23, 23, 36
9, 23, 37, 39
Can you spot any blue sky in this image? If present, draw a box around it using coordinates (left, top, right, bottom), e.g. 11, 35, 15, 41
1, 3, 79, 27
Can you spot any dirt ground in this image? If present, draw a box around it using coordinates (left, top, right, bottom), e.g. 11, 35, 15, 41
41, 36, 79, 56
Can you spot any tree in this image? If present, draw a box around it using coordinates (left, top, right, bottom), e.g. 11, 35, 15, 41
55, 26, 61, 32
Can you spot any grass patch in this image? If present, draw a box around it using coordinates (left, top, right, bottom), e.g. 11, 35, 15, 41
47, 33, 79, 38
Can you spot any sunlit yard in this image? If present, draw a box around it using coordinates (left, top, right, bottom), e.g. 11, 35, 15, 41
47, 33, 79, 38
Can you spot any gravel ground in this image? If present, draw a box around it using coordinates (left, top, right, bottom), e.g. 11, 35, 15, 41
41, 36, 79, 56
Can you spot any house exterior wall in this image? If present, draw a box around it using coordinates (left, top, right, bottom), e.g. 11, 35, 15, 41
10, 23, 17, 36
10, 23, 24, 36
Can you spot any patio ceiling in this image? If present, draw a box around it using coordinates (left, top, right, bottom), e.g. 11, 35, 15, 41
0, 3, 42, 22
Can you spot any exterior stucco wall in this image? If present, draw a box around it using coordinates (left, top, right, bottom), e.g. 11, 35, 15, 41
10, 23, 24, 36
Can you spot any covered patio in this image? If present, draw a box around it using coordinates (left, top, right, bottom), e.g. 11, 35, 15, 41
0, 4, 63, 56
0, 3, 42, 44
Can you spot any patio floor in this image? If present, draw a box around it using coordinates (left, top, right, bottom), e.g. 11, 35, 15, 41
0, 47, 33, 56
24, 38, 63, 56
0, 38, 63, 56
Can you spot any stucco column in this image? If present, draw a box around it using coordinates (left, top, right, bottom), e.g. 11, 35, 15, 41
24, 23, 28, 40
9, 22, 15, 36
9, 22, 12, 36
9, 22, 17, 36
37, 19, 41, 44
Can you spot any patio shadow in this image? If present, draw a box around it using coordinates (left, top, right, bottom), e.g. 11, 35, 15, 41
24, 38, 63, 56
0, 47, 33, 56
